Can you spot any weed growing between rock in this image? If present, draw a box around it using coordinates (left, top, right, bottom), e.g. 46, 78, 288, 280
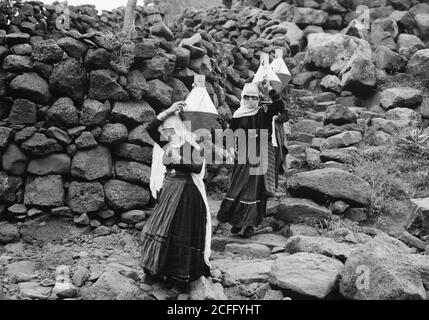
353, 128, 429, 219
100, 32, 136, 75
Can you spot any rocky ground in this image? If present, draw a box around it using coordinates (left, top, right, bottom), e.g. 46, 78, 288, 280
1, 193, 429, 301
1, 0, 429, 301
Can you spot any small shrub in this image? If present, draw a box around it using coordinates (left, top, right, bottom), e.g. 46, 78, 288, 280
99, 32, 136, 75
352, 128, 429, 218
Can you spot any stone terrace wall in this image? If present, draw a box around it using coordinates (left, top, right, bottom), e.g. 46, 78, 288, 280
0, 1, 234, 228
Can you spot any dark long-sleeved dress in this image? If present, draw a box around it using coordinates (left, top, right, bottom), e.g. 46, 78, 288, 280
217, 89, 287, 229
139, 118, 210, 283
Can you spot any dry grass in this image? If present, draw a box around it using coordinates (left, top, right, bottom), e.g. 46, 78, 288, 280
352, 128, 429, 218
99, 32, 136, 75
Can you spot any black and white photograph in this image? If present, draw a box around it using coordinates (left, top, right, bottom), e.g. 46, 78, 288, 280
0, 0, 429, 313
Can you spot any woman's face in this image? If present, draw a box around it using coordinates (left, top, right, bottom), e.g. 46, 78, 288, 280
242, 94, 260, 109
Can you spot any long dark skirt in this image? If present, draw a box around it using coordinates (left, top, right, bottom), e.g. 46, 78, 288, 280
140, 174, 210, 283
217, 162, 267, 228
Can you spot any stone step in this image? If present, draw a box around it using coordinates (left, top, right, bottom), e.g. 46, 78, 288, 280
211, 233, 288, 252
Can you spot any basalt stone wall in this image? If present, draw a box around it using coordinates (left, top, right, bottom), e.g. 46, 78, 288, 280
0, 1, 235, 228
170, 0, 429, 138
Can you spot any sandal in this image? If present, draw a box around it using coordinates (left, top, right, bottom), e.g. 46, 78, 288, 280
242, 226, 255, 239
230, 226, 242, 234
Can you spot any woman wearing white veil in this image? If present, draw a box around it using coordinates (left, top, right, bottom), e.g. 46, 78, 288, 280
140, 101, 211, 291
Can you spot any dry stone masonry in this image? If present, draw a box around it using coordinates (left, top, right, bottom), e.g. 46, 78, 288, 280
0, 0, 429, 301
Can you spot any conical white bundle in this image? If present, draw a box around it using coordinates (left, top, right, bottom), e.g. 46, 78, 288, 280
252, 52, 282, 93
270, 48, 292, 90
183, 75, 219, 131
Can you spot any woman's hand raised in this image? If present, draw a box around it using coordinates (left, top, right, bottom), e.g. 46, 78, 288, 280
167, 101, 186, 115
158, 101, 186, 121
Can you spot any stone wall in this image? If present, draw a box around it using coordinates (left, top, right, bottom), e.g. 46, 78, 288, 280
1, 0, 429, 229
0, 1, 233, 228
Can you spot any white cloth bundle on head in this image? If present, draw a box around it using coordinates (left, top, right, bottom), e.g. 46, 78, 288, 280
270, 48, 292, 89
233, 83, 262, 119
252, 52, 282, 94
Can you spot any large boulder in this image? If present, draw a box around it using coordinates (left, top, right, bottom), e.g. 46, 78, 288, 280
269, 253, 344, 299
370, 18, 399, 50
24, 175, 64, 207
46, 97, 79, 128
2, 143, 28, 175
320, 147, 359, 164
276, 198, 331, 224
49, 59, 87, 104
305, 33, 372, 74
88, 69, 128, 102
371, 118, 419, 135
5, 33, 30, 46
340, 240, 427, 300
224, 243, 271, 259
71, 146, 113, 181
373, 45, 406, 71
57, 37, 88, 59
284, 235, 358, 262
324, 105, 357, 126
294, 119, 323, 135
406, 49, 429, 79
113, 143, 152, 165
32, 39, 64, 63
150, 21, 174, 41
2, 54, 33, 72
287, 168, 371, 206
321, 131, 363, 150
398, 34, 424, 50
380, 87, 423, 110
27, 154, 71, 176
415, 13, 429, 40
84, 48, 111, 71
100, 123, 128, 145
128, 125, 155, 147
320, 75, 342, 94
79, 99, 111, 127
141, 55, 175, 81
114, 161, 151, 186
8, 99, 37, 125
81, 270, 140, 300
340, 55, 377, 95
126, 70, 146, 100
10, 72, 51, 105
111, 101, 155, 125
143, 79, 173, 110
67, 181, 105, 214
0, 222, 20, 244
104, 180, 150, 211
21, 133, 63, 157
211, 258, 273, 284
385, 108, 422, 122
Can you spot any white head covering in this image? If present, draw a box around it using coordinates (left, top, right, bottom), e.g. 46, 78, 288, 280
233, 83, 262, 119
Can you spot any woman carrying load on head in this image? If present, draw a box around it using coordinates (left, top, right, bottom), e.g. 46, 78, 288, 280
216, 80, 289, 238
139, 101, 211, 291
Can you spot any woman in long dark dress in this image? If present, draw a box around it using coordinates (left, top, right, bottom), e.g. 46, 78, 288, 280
139, 101, 210, 288
217, 81, 288, 238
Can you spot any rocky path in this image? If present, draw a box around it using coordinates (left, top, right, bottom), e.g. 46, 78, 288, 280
1, 196, 429, 301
